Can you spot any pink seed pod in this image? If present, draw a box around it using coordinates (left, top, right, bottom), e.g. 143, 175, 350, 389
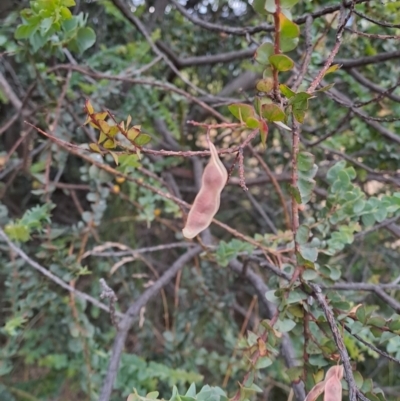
325, 365, 344, 382
182, 139, 227, 239
304, 381, 326, 401
324, 375, 342, 401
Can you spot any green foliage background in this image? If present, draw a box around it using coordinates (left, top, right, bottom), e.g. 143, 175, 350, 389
0, 0, 400, 400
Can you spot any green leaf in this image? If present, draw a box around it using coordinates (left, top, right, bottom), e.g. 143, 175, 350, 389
75, 27, 96, 53
134, 134, 152, 146
292, 108, 306, 122
286, 367, 303, 381
269, 54, 294, 71
246, 117, 261, 129
228, 103, 255, 123
326, 161, 346, 184
254, 356, 272, 369
279, 13, 300, 39
254, 43, 274, 65
279, 84, 295, 98
324, 64, 342, 76
275, 318, 296, 333
256, 79, 274, 93
297, 151, 315, 172
89, 143, 101, 153
298, 177, 315, 204
15, 24, 37, 39
252, 0, 276, 15
299, 244, 318, 263
280, 36, 299, 52
281, 0, 300, 8
4, 224, 31, 242
296, 225, 310, 245
62, 0, 77, 6
261, 103, 285, 122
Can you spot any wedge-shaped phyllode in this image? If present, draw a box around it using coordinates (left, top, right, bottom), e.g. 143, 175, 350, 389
182, 139, 227, 238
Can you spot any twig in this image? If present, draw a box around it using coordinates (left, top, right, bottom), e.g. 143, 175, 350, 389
310, 283, 360, 401
98, 246, 202, 401
292, 16, 313, 91
170, 0, 368, 36
344, 325, 400, 365
0, 227, 121, 317
238, 147, 248, 191
353, 9, 400, 28
229, 259, 306, 401
307, 1, 355, 93
99, 278, 119, 329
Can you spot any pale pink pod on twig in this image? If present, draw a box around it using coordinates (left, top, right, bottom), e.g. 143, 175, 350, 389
182, 139, 227, 238
304, 381, 326, 401
323, 375, 342, 401
325, 365, 344, 382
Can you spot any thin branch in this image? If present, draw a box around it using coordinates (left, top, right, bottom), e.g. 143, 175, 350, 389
170, 0, 368, 36
353, 9, 400, 28
98, 246, 201, 401
310, 283, 360, 401
50, 64, 227, 121
347, 69, 400, 103
344, 325, 400, 365
292, 16, 313, 91
0, 227, 121, 317
229, 259, 306, 401
307, 1, 355, 93
333, 50, 400, 69
99, 278, 119, 329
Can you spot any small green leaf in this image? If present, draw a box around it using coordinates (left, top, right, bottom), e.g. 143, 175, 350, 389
15, 24, 37, 39
256, 79, 274, 93
246, 117, 261, 129
75, 27, 96, 53
254, 42, 274, 65
293, 108, 306, 122
254, 356, 272, 369
286, 367, 303, 381
269, 54, 294, 71
298, 177, 315, 204
281, 0, 299, 8
297, 151, 315, 172
299, 244, 318, 263
89, 143, 101, 153
280, 36, 299, 52
279, 84, 296, 98
296, 225, 310, 245
261, 103, 285, 122
324, 64, 342, 76
275, 318, 296, 333
103, 139, 116, 149
279, 13, 300, 39
127, 127, 140, 142
252, 0, 276, 14
228, 103, 255, 122
134, 133, 152, 146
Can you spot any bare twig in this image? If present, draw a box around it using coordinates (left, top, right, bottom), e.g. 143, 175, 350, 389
0, 227, 121, 317
310, 283, 360, 401
99, 278, 119, 329
98, 246, 201, 401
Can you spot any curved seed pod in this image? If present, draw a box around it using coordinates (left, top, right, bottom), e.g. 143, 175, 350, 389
324, 375, 342, 401
325, 365, 344, 382
182, 139, 227, 239
304, 381, 326, 401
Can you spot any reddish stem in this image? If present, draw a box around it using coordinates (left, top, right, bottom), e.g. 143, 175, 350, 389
272, 0, 281, 97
